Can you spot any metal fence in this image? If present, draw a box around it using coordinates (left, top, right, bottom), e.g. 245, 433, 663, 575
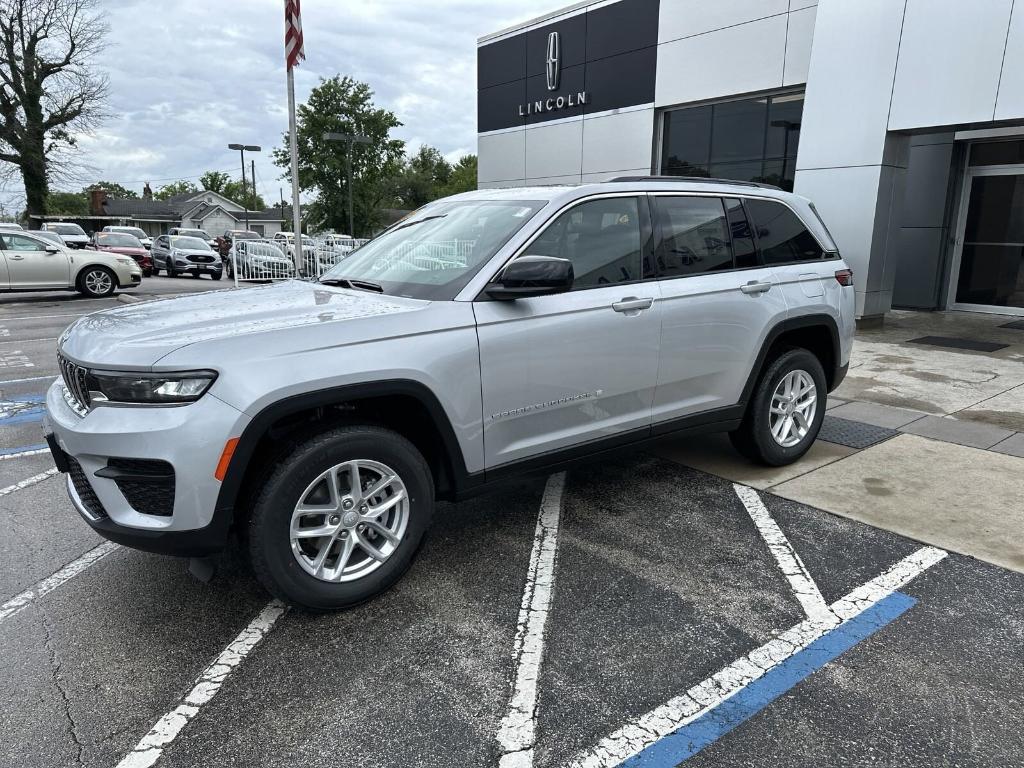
227, 236, 370, 286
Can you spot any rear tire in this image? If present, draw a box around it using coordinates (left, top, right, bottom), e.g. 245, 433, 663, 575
246, 425, 434, 610
729, 348, 826, 466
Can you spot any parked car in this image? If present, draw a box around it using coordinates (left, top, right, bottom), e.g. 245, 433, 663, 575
102, 225, 152, 250
273, 231, 317, 274
43, 178, 853, 610
29, 230, 65, 247
151, 234, 223, 279
89, 232, 153, 276
216, 229, 259, 258
41, 221, 90, 249
0, 230, 141, 297
0, 222, 24, 230
169, 227, 216, 248
228, 239, 296, 280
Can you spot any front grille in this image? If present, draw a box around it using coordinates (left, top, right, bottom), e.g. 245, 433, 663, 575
58, 354, 90, 415
105, 458, 175, 517
191, 255, 213, 263
67, 457, 108, 519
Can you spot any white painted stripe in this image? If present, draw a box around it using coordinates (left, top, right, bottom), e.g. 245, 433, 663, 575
0, 374, 56, 385
0, 541, 119, 624
733, 483, 833, 621
0, 312, 89, 321
116, 600, 287, 768
569, 546, 947, 768
0, 467, 58, 496
0, 336, 58, 345
497, 472, 566, 768
0, 448, 49, 460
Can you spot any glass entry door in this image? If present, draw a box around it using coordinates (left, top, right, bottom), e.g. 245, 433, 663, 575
950, 166, 1024, 314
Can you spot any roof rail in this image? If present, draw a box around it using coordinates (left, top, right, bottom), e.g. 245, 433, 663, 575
606, 175, 781, 190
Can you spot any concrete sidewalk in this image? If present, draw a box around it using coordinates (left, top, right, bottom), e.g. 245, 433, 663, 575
654, 310, 1024, 574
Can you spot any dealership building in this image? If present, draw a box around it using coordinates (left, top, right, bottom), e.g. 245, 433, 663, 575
476, 0, 1024, 319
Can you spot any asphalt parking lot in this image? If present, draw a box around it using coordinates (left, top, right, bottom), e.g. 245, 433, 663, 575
1, 282, 1023, 768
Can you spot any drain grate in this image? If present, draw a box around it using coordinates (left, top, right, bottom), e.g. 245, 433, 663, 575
818, 416, 899, 449
907, 335, 1009, 353
998, 320, 1024, 330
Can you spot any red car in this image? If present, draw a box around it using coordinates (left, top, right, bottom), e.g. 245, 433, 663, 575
88, 232, 153, 276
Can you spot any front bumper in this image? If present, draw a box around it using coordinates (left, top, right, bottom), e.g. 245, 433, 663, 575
176, 260, 222, 275
44, 379, 249, 556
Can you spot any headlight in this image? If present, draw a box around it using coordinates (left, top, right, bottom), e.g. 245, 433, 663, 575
116, 257, 133, 266
86, 370, 217, 404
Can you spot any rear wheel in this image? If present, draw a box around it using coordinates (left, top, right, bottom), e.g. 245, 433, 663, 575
246, 425, 434, 610
729, 348, 826, 466
77, 266, 117, 298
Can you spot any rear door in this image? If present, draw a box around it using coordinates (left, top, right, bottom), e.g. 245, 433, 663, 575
651, 195, 789, 426
474, 194, 662, 468
1, 232, 70, 288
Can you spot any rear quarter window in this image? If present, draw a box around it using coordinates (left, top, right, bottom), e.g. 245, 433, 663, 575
745, 198, 825, 264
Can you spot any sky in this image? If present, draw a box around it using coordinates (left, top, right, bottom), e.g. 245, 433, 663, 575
0, 0, 556, 212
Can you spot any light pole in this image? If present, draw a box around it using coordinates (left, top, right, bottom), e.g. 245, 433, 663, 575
323, 132, 371, 237
228, 143, 261, 232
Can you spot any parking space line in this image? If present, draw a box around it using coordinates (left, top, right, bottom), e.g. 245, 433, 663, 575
0, 374, 56, 385
569, 546, 947, 768
497, 472, 566, 768
0, 467, 58, 496
0, 541, 119, 624
0, 445, 48, 459
733, 483, 833, 621
116, 600, 287, 768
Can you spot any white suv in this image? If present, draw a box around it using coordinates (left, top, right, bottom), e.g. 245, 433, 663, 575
44, 178, 853, 609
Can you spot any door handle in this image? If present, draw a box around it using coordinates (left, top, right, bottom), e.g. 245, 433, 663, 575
8, 255, 24, 260
740, 281, 772, 295
612, 296, 654, 313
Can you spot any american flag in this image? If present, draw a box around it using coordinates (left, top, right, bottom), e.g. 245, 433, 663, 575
284, 0, 305, 70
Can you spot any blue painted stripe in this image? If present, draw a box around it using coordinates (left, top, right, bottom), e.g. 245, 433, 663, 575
621, 591, 917, 767
0, 443, 47, 456
6, 394, 46, 403
0, 408, 44, 426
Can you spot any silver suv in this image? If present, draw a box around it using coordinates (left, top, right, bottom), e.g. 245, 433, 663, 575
43, 178, 854, 610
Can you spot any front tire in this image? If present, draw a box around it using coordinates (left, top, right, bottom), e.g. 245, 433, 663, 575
246, 425, 434, 610
78, 266, 117, 298
729, 348, 826, 466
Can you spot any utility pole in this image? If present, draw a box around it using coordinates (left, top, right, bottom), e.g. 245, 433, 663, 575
228, 143, 261, 233
251, 159, 257, 216
323, 132, 371, 237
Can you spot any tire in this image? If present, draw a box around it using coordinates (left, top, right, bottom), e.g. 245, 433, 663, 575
246, 425, 434, 610
143, 268, 153, 278
77, 266, 117, 298
226, 261, 233, 278
151, 265, 160, 276
211, 270, 222, 281
729, 348, 827, 466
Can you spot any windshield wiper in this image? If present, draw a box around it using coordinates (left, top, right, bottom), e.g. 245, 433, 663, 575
386, 213, 447, 234
319, 277, 384, 293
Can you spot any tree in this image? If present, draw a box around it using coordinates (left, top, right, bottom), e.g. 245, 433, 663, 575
46, 189, 86, 214
273, 76, 405, 237
391, 145, 452, 209
198, 170, 230, 194
0, 0, 108, 215
437, 155, 477, 198
198, 170, 265, 209
84, 180, 136, 199
153, 180, 198, 200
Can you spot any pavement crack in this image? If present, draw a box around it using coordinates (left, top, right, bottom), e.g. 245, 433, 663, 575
38, 604, 86, 767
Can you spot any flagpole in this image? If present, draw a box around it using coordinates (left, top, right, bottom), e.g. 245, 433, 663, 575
287, 66, 302, 273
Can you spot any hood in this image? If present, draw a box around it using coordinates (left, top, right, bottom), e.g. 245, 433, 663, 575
173, 247, 220, 257
60, 233, 89, 241
97, 246, 147, 257
59, 279, 429, 368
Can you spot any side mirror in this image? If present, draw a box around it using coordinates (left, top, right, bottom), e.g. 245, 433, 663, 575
486, 255, 574, 300
46, 245, 60, 253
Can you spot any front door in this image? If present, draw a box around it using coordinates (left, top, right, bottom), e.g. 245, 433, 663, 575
950, 166, 1024, 315
1, 233, 70, 288
474, 195, 661, 469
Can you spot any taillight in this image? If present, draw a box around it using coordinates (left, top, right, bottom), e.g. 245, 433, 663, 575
835, 268, 853, 286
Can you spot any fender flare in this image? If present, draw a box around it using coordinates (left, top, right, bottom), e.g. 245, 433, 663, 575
740, 313, 842, 405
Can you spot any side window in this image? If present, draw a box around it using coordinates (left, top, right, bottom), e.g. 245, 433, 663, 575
745, 198, 824, 264
724, 197, 757, 269
4, 234, 48, 252
653, 196, 731, 277
528, 197, 642, 290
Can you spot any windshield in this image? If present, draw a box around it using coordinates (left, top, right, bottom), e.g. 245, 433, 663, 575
170, 236, 211, 251
110, 227, 147, 239
319, 200, 544, 300
52, 223, 86, 236
233, 231, 259, 239
96, 233, 141, 248
32, 230, 63, 245
177, 229, 209, 239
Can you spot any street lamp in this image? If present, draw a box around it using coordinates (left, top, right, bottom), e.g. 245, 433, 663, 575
322, 132, 371, 237
228, 143, 261, 232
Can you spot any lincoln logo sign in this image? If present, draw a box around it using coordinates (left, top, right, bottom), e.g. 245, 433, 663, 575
517, 30, 588, 118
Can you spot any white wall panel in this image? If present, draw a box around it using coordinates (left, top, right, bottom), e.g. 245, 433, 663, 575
657, 0, 787, 43
582, 168, 649, 183
995, 2, 1024, 121
797, 0, 906, 169
525, 120, 584, 180
889, 0, 1014, 130
655, 14, 787, 107
525, 174, 584, 186
783, 5, 816, 86
478, 131, 526, 183
581, 108, 655, 175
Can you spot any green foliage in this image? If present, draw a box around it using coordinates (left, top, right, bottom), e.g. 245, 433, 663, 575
153, 180, 199, 201
389, 150, 477, 208
84, 181, 138, 199
437, 155, 477, 198
273, 75, 405, 237
197, 170, 265, 210
46, 191, 89, 215
198, 171, 231, 194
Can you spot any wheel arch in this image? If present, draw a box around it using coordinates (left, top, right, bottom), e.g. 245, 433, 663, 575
740, 313, 843, 405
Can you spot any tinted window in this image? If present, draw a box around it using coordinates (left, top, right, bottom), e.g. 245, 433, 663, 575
3, 233, 48, 251
724, 198, 757, 269
529, 197, 642, 289
653, 197, 731, 277
745, 199, 824, 264
661, 105, 711, 177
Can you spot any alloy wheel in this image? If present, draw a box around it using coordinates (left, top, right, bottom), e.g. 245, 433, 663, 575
290, 459, 409, 583
84, 269, 112, 296
769, 369, 817, 448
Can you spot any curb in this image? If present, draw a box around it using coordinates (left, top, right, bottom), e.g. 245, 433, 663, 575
116, 293, 142, 304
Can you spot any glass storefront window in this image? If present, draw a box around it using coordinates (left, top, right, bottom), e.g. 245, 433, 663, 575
660, 92, 804, 191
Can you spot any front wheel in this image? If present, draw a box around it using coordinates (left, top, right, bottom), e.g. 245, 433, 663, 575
78, 267, 117, 298
246, 425, 434, 610
729, 348, 826, 466
210, 270, 223, 281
